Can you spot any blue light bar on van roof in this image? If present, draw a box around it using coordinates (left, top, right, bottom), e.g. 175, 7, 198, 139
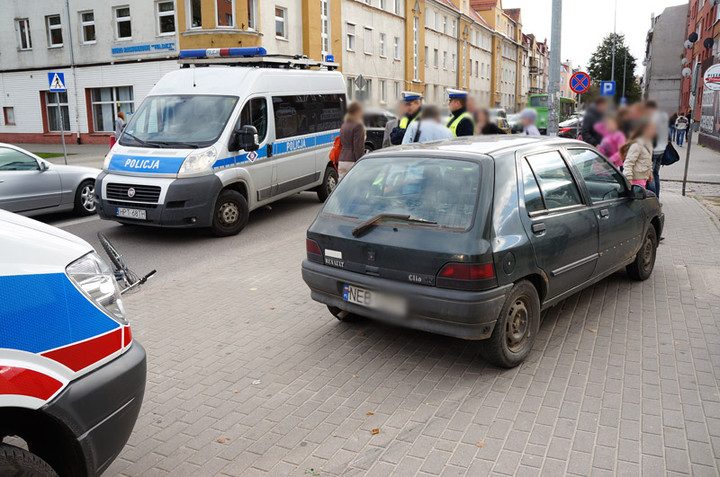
179, 47, 267, 59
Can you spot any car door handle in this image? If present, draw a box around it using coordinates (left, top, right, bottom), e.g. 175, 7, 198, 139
599, 209, 609, 219
532, 222, 546, 234
267, 143, 273, 158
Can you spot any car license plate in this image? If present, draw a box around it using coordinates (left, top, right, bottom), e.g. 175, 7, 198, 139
343, 284, 406, 316
116, 207, 147, 220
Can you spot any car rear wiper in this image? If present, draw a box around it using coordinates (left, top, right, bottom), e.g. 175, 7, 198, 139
352, 214, 437, 237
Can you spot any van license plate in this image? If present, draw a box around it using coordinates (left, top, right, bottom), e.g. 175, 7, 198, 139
343, 284, 406, 316
116, 207, 146, 220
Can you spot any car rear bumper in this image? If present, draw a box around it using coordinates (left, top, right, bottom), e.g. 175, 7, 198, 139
43, 342, 147, 477
302, 260, 511, 340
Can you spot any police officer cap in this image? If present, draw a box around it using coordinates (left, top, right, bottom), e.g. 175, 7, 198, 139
447, 89, 468, 99
401, 91, 422, 102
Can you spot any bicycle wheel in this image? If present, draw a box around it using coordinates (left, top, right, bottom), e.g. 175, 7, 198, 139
97, 232, 125, 271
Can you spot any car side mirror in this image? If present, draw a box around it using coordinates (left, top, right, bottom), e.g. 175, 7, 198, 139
229, 125, 259, 152
631, 184, 647, 200
38, 161, 49, 172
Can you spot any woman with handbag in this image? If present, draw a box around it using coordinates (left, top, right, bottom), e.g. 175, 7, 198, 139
337, 101, 365, 181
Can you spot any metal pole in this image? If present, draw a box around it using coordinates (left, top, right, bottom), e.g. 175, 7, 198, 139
622, 50, 627, 97
547, 0, 562, 136
57, 92, 68, 165
682, 62, 701, 196
610, 0, 617, 83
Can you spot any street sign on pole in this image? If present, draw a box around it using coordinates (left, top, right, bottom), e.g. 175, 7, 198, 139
354, 75, 367, 91
600, 81, 616, 97
569, 71, 591, 94
48, 72, 68, 165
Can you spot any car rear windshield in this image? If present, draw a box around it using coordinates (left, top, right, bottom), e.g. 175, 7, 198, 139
323, 157, 481, 230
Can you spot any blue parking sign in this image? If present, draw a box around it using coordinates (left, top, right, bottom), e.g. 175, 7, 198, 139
600, 81, 616, 97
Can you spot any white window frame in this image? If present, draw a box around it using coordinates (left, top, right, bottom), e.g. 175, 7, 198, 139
443, 51, 447, 70
90, 86, 135, 132
433, 48, 438, 68
187, 0, 203, 29
394, 0, 401, 15
4, 107, 16, 126
413, 17, 419, 80
452, 53, 456, 72
156, 1, 176, 36
114, 6, 132, 41
45, 15, 63, 48
45, 91, 70, 132
393, 36, 400, 59
17, 18, 32, 50
395, 81, 401, 100
216, 0, 235, 28
346, 77, 354, 100
364, 27, 373, 55
248, 0, 258, 30
346, 23, 356, 51
380, 33, 387, 57
380, 79, 387, 104
380, 0, 386, 10
320, 0, 330, 57
79, 10, 96, 44
275, 7, 287, 39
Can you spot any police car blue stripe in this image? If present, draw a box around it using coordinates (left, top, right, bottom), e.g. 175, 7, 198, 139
0, 273, 120, 354
108, 154, 186, 174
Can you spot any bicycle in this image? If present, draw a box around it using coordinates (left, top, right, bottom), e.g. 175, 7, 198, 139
97, 232, 156, 294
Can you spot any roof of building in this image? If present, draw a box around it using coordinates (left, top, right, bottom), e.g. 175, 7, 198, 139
468, 8, 492, 29
504, 8, 521, 22
470, 0, 499, 11
436, 0, 460, 12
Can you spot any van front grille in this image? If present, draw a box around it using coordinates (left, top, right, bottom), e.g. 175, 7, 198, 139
106, 183, 161, 203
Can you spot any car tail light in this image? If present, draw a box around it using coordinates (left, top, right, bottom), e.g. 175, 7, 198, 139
436, 263, 497, 290
306, 238, 323, 263
559, 128, 570, 133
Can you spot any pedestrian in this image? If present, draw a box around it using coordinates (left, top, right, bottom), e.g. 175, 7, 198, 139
445, 89, 475, 137
382, 101, 404, 148
520, 109, 541, 135
402, 105, 454, 144
476, 108, 507, 135
337, 101, 365, 181
112, 111, 126, 147
675, 113, 689, 146
580, 97, 608, 146
389, 91, 422, 145
669, 112, 678, 142
620, 120, 656, 188
644, 100, 668, 198
595, 114, 626, 168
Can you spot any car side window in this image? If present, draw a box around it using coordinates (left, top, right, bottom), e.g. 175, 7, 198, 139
0, 147, 40, 171
525, 150, 583, 211
521, 158, 545, 213
567, 149, 626, 202
238, 97, 268, 143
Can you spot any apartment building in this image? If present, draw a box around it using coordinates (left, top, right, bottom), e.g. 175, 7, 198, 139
524, 33, 550, 98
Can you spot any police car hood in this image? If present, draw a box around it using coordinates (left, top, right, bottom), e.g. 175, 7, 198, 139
0, 210, 93, 275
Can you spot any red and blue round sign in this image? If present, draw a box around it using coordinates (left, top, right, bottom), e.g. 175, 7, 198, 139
570, 71, 591, 94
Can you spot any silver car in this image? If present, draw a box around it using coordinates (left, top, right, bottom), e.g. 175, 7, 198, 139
0, 143, 99, 217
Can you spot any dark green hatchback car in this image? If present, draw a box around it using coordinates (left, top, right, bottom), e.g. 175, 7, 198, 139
301, 136, 664, 368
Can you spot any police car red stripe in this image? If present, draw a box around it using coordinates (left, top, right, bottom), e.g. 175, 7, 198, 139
41, 328, 123, 373
0, 366, 63, 401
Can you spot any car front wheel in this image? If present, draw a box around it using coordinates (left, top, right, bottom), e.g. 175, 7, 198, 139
210, 190, 249, 237
317, 166, 338, 202
480, 280, 540, 368
73, 180, 96, 215
626, 226, 657, 280
0, 444, 58, 477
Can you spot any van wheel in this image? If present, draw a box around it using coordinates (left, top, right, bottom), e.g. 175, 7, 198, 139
626, 226, 657, 280
73, 180, 96, 215
211, 190, 249, 237
480, 280, 540, 368
328, 305, 363, 322
317, 166, 338, 202
0, 444, 59, 477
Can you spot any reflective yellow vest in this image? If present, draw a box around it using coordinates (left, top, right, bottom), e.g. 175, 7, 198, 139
399, 111, 420, 129
446, 111, 475, 136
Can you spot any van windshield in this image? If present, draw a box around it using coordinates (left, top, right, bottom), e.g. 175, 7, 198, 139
323, 157, 480, 230
119, 95, 238, 148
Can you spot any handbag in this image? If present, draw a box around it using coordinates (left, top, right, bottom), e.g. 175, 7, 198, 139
328, 136, 342, 166
661, 142, 680, 166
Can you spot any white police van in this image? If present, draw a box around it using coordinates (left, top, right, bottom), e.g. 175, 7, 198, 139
96, 48, 347, 236
0, 210, 145, 476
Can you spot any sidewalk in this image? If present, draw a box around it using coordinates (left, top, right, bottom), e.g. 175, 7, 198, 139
23, 142, 108, 168
664, 133, 720, 184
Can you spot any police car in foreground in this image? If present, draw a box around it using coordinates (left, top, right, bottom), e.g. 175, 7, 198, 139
302, 136, 664, 368
0, 210, 146, 476
96, 48, 346, 236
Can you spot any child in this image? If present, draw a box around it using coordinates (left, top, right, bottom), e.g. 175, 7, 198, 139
620, 120, 657, 188
595, 114, 626, 168
520, 109, 540, 135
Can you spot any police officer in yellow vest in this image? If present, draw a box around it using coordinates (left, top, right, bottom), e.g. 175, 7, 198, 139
389, 91, 423, 145
446, 89, 475, 137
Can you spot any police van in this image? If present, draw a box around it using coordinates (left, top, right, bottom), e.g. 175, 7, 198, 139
0, 210, 146, 476
96, 48, 347, 236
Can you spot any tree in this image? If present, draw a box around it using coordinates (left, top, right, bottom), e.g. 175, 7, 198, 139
582, 33, 642, 104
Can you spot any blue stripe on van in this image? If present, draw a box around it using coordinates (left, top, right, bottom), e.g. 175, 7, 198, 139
108, 154, 186, 174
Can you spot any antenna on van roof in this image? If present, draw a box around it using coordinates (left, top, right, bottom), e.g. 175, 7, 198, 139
178, 48, 339, 71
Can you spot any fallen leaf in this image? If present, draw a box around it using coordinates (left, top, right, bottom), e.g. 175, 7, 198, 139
352, 374, 359, 378
217, 437, 227, 444
476, 441, 486, 448
366, 411, 374, 415
232, 390, 238, 394
250, 287, 257, 291
587, 328, 597, 333
270, 306, 275, 310
304, 469, 320, 476
371, 428, 380, 435
252, 380, 261, 385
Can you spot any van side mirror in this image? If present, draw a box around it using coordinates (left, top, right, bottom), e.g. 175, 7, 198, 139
630, 184, 647, 200
229, 125, 259, 152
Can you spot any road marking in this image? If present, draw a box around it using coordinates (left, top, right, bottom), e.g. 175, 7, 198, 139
52, 215, 101, 229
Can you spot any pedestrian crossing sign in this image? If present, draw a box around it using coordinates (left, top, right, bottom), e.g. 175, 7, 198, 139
48, 72, 66, 92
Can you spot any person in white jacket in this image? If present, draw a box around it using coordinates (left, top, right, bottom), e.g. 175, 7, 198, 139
675, 113, 689, 146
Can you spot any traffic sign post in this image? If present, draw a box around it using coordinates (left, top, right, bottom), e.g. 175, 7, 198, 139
600, 81, 616, 97
569, 71, 591, 95
48, 72, 68, 165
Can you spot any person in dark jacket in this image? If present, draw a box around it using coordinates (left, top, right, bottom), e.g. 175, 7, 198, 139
445, 89, 475, 137
389, 91, 422, 145
476, 108, 507, 135
580, 97, 608, 146
338, 101, 365, 181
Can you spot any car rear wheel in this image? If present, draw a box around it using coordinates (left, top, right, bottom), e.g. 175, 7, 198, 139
73, 180, 96, 215
210, 190, 249, 237
0, 444, 59, 477
480, 280, 540, 368
328, 305, 363, 322
626, 226, 657, 280
317, 166, 338, 203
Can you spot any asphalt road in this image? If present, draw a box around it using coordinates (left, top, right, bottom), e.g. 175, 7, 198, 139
40, 192, 324, 288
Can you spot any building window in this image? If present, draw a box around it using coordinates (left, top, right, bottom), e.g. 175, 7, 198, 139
443, 51, 447, 69
90, 87, 135, 132
424, 46, 428, 65
413, 17, 419, 80
364, 27, 373, 55
3, 107, 15, 126
45, 15, 63, 47
452, 53, 456, 72
433, 48, 438, 67
156, 1, 175, 34
320, 0, 330, 56
394, 0, 400, 15
188, 0, 202, 28
80, 11, 95, 43
346, 23, 356, 51
442, 16, 447, 34
248, 0, 258, 29
380, 0, 386, 9
346, 77, 354, 100
114, 6, 132, 40
16, 18, 32, 50
380, 80, 387, 104
45, 91, 70, 132
217, 0, 234, 27
275, 7, 287, 39
380, 33, 387, 57
451, 19, 456, 37
395, 81, 401, 100
393, 36, 400, 59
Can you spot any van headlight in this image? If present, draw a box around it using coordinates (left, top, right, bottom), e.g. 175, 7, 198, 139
66, 252, 127, 325
179, 147, 217, 176
103, 153, 113, 170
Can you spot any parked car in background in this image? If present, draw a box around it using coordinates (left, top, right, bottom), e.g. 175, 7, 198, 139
507, 113, 523, 133
488, 109, 512, 134
0, 143, 99, 217
559, 114, 584, 139
302, 136, 663, 368
364, 109, 397, 153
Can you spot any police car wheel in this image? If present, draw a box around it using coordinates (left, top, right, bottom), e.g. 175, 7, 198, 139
317, 167, 338, 203
74, 180, 96, 216
0, 444, 59, 477
211, 190, 248, 237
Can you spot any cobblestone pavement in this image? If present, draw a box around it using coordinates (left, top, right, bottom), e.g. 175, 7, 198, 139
106, 191, 720, 476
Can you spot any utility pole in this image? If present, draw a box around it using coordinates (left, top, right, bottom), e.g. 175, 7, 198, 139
622, 50, 627, 98
682, 62, 701, 196
547, 0, 562, 136
611, 0, 617, 82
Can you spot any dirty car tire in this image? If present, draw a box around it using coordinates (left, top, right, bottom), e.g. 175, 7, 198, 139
211, 190, 249, 237
327, 305, 363, 323
0, 444, 59, 477
317, 167, 338, 203
480, 280, 540, 368
626, 226, 657, 281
